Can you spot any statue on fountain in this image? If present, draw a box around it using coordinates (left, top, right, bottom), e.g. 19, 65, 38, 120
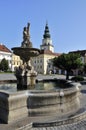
21, 22, 32, 48
12, 22, 40, 90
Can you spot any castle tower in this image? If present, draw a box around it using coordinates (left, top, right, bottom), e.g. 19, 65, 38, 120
40, 23, 54, 52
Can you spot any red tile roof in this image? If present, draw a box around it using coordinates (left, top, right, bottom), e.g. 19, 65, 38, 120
40, 50, 61, 56
0, 44, 11, 53
69, 50, 86, 56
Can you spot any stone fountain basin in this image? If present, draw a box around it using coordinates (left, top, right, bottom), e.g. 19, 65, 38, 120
0, 79, 81, 123
12, 47, 40, 57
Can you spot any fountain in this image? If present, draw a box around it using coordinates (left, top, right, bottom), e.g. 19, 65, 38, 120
12, 22, 40, 90
0, 22, 82, 127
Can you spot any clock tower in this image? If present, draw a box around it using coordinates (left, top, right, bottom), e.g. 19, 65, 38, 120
40, 23, 54, 52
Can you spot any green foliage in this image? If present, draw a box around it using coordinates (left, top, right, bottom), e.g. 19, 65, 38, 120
71, 75, 84, 82
53, 53, 83, 80
0, 58, 9, 72
53, 53, 82, 70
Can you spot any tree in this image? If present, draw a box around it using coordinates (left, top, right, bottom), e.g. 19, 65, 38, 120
53, 53, 82, 80
0, 58, 9, 71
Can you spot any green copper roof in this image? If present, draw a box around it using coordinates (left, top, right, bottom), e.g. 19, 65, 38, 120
43, 23, 51, 39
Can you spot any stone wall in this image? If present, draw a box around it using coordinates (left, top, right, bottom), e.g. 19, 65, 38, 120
0, 81, 81, 123
28, 84, 81, 116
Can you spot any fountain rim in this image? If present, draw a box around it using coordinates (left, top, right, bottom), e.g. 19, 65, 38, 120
0, 79, 81, 95
11, 47, 41, 57
11, 47, 40, 52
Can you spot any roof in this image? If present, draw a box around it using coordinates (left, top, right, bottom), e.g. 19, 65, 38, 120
0, 44, 11, 53
69, 50, 86, 56
40, 50, 61, 56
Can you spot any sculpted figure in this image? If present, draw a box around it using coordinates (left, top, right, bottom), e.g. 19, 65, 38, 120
23, 23, 30, 41
21, 22, 32, 48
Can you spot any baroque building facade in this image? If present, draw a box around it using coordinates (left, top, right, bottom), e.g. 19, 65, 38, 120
11, 54, 22, 71
0, 44, 22, 71
32, 23, 61, 74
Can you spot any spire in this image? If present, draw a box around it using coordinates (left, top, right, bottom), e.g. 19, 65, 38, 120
43, 22, 51, 39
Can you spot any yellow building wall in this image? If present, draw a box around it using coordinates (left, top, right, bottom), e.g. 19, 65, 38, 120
43, 54, 56, 74
12, 54, 22, 71
32, 54, 58, 74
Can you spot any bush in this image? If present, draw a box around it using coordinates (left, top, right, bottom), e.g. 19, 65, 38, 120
71, 75, 84, 82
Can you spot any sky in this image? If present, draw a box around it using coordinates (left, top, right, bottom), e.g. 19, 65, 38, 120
0, 0, 86, 53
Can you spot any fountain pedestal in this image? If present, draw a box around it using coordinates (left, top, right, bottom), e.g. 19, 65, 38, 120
16, 69, 37, 90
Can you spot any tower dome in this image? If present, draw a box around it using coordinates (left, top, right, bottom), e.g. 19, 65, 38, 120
43, 23, 51, 39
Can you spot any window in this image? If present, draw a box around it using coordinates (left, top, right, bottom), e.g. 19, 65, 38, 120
40, 59, 42, 63
40, 66, 42, 69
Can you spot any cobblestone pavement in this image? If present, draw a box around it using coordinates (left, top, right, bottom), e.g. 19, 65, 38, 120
0, 73, 66, 80
0, 73, 86, 130
0, 73, 16, 80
